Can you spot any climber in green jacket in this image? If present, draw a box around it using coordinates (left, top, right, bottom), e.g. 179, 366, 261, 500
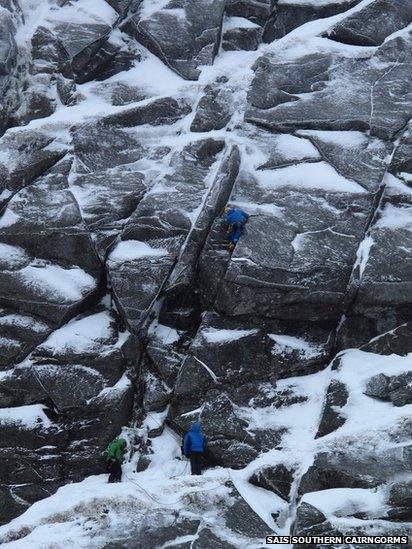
105, 437, 127, 483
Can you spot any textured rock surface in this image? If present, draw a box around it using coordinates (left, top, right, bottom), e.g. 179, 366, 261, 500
0, 0, 410, 546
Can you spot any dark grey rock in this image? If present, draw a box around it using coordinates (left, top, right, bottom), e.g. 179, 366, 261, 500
191, 85, 233, 132
364, 373, 391, 400
388, 372, 412, 407
0, 129, 67, 201
388, 481, 412, 508
293, 502, 328, 536
297, 130, 391, 193
316, 379, 349, 438
328, 0, 412, 46
225, 0, 271, 26
264, 0, 360, 42
390, 123, 412, 175
249, 463, 294, 501
247, 31, 412, 139
192, 529, 236, 548
361, 322, 412, 356
299, 444, 412, 495
0, 9, 17, 75
224, 492, 273, 537
222, 26, 262, 51
125, 0, 225, 80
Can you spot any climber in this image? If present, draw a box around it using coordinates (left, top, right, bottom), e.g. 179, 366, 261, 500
183, 422, 205, 476
105, 437, 127, 483
224, 206, 249, 253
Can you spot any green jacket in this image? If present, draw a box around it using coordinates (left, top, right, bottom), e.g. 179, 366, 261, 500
105, 438, 126, 462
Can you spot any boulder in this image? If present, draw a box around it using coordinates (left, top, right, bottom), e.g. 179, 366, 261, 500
249, 463, 295, 501
264, 0, 360, 42
191, 84, 233, 132
327, 0, 412, 46
315, 379, 348, 438
0, 129, 67, 201
247, 30, 412, 139
125, 0, 226, 80
222, 26, 262, 51
225, 0, 271, 26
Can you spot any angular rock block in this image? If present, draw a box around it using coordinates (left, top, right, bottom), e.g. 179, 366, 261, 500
247, 30, 412, 139
328, 0, 412, 46
126, 0, 226, 80
264, 0, 360, 42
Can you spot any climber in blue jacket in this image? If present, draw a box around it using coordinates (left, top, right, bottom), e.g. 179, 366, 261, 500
225, 206, 249, 252
183, 422, 205, 475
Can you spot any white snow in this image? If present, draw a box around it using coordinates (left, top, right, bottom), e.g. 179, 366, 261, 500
374, 204, 412, 230
108, 240, 169, 264
0, 208, 20, 228
354, 235, 374, 278
38, 311, 113, 354
0, 313, 49, 333
20, 264, 96, 302
200, 327, 258, 344
139, 0, 171, 19
0, 243, 30, 269
269, 334, 321, 358
148, 321, 180, 345
269, 133, 321, 162
223, 16, 260, 31
257, 162, 367, 193
47, 0, 117, 25
302, 487, 387, 518
0, 404, 51, 429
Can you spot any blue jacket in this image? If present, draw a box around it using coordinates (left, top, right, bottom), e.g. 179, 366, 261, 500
226, 208, 249, 226
184, 423, 205, 455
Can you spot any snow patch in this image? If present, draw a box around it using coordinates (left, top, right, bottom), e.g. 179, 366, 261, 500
108, 240, 169, 264
257, 162, 367, 193
200, 328, 258, 344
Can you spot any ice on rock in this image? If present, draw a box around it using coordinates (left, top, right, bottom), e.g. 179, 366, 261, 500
0, 0, 410, 543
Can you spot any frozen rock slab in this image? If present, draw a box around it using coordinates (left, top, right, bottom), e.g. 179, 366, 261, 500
170, 313, 328, 467
390, 123, 412, 176
360, 321, 412, 357
71, 166, 146, 231
213, 168, 372, 321
264, 0, 360, 42
123, 138, 225, 240
125, 0, 226, 80
108, 238, 182, 331
0, 158, 101, 273
341, 174, 412, 346
327, 0, 412, 46
108, 139, 226, 331
0, 376, 133, 524
247, 31, 412, 139
0, 244, 99, 323
72, 97, 191, 173
225, 0, 271, 26
296, 130, 391, 193
40, 0, 119, 82
0, 309, 50, 371
163, 145, 240, 297
0, 129, 67, 202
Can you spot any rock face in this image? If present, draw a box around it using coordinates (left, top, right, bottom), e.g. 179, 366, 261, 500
0, 0, 410, 546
